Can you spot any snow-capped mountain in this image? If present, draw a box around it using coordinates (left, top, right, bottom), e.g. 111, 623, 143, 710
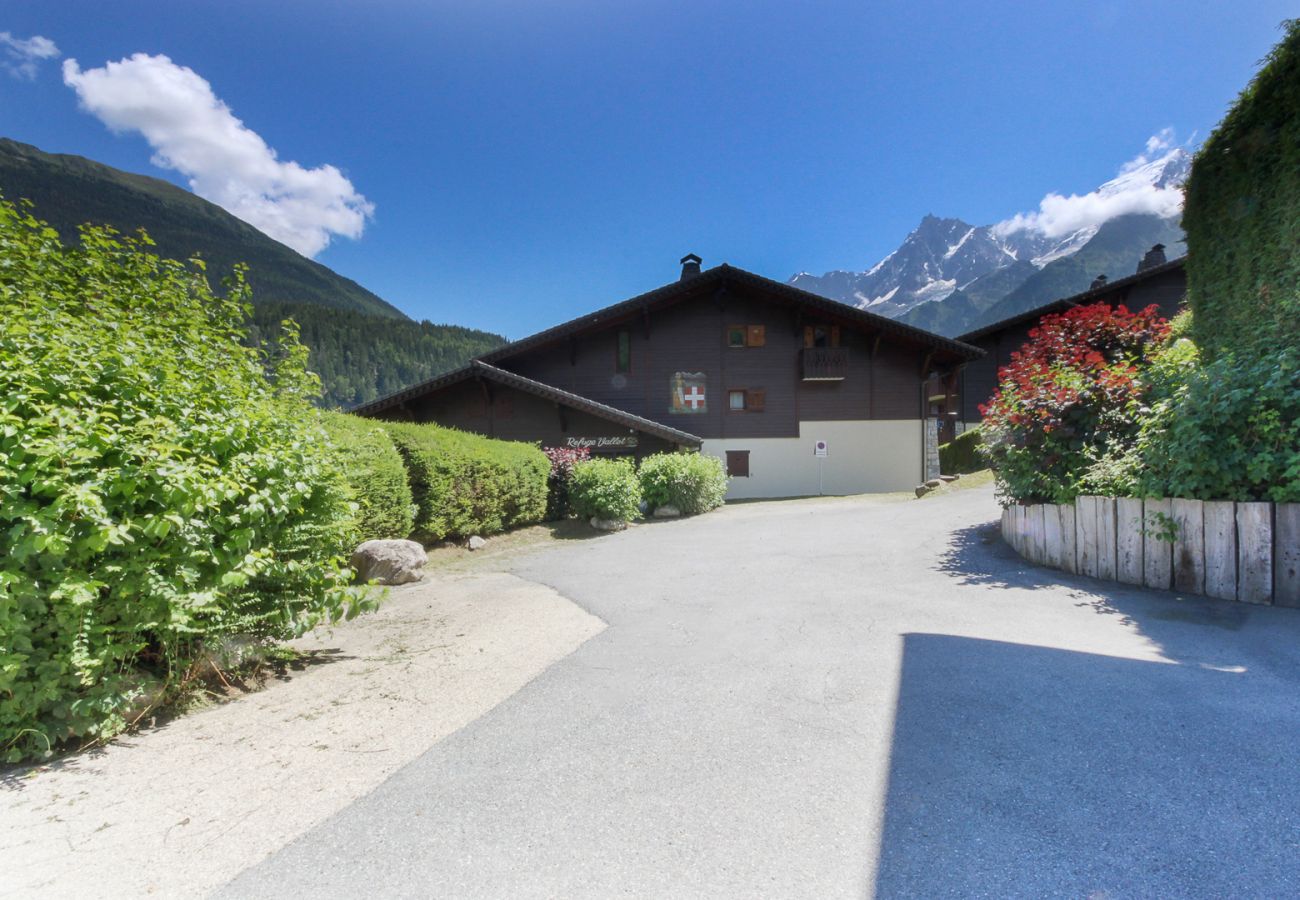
790, 148, 1191, 319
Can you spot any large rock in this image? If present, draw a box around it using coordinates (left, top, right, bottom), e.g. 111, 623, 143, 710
350, 539, 427, 585
590, 516, 628, 532
467, 535, 487, 551
652, 504, 681, 518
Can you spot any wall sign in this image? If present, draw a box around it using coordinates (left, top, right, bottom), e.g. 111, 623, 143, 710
669, 371, 707, 414
814, 439, 829, 457
564, 436, 639, 450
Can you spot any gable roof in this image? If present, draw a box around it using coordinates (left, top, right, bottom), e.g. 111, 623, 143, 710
480, 263, 985, 367
958, 255, 1186, 344
352, 360, 704, 447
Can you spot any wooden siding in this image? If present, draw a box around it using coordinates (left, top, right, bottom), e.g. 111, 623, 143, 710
498, 286, 926, 441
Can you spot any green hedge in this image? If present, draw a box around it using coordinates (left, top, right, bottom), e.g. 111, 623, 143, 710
0, 200, 368, 762
321, 412, 415, 540
568, 458, 642, 521
381, 422, 548, 541
939, 427, 984, 476
638, 452, 728, 515
1183, 19, 1300, 358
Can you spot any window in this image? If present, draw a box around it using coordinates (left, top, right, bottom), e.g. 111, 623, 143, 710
725, 450, 750, 477
803, 324, 841, 349
728, 388, 766, 412
727, 324, 766, 347
616, 330, 631, 373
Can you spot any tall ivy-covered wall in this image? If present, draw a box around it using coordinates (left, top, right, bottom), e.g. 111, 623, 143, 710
1183, 19, 1300, 358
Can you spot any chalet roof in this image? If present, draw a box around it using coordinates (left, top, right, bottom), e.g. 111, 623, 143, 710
352, 360, 704, 447
479, 263, 985, 367
958, 255, 1186, 344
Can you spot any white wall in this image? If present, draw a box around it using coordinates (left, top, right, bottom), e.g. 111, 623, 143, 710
701, 420, 923, 499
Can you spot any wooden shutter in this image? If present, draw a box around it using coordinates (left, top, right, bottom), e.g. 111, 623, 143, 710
830, 324, 841, 348
725, 450, 750, 477
747, 324, 766, 347
803, 325, 815, 349
746, 388, 766, 412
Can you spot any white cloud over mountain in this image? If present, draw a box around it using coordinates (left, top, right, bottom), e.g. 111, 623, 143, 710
994, 130, 1188, 240
62, 53, 373, 257
1, 32, 59, 80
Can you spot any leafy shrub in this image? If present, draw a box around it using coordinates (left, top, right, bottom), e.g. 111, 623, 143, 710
980, 303, 1169, 504
1183, 19, 1300, 359
1134, 349, 1300, 502
568, 458, 642, 522
382, 422, 548, 541
320, 412, 415, 539
638, 452, 728, 515
939, 427, 984, 475
542, 446, 590, 520
0, 200, 368, 762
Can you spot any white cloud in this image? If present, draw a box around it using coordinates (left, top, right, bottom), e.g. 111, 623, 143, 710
1, 32, 59, 80
995, 131, 1188, 240
62, 53, 373, 257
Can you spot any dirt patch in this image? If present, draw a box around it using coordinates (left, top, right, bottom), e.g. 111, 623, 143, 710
0, 571, 604, 898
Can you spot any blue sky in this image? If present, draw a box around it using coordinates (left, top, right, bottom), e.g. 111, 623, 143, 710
0, 1, 1293, 337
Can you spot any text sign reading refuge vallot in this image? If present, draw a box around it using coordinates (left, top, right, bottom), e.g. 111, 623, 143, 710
814, 440, 828, 457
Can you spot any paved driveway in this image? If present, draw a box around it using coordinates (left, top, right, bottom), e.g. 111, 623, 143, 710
222, 487, 1300, 898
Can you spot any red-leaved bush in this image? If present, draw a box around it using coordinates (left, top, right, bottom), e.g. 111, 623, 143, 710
980, 303, 1170, 504
542, 446, 591, 519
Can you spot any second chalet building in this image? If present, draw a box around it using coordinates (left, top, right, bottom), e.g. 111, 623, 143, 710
355, 255, 983, 499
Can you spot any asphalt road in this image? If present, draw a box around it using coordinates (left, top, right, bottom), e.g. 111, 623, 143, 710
221, 487, 1300, 898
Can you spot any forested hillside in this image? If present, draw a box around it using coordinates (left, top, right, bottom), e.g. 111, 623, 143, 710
247, 303, 504, 408
0, 137, 502, 406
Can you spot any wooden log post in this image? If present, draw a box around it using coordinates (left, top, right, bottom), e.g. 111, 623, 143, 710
1030, 504, 1046, 565
1060, 504, 1078, 574
1236, 503, 1273, 605
1203, 501, 1238, 602
1077, 496, 1099, 578
1276, 504, 1300, 609
1172, 499, 1206, 595
1116, 497, 1144, 586
1043, 504, 1063, 570
1143, 498, 1173, 591
1096, 497, 1118, 581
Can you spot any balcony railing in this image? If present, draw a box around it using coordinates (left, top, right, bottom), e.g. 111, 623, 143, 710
801, 347, 849, 381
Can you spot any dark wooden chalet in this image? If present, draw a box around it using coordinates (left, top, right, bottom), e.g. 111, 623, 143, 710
355, 256, 983, 498
955, 248, 1187, 427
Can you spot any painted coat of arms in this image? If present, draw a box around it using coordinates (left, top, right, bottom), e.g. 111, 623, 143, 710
669, 371, 707, 414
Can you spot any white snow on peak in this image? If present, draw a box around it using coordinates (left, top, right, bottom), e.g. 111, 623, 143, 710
943, 228, 976, 260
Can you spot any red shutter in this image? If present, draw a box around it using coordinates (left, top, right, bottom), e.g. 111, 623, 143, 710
725, 450, 750, 477
746, 388, 766, 412
803, 325, 815, 349
830, 324, 841, 348
748, 324, 766, 347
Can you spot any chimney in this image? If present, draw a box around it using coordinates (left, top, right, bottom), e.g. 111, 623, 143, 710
1137, 243, 1167, 273
1090, 274, 1109, 290
680, 253, 702, 280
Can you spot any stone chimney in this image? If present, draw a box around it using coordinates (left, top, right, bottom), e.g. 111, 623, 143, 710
1137, 243, 1167, 273
680, 253, 702, 280
1090, 274, 1109, 290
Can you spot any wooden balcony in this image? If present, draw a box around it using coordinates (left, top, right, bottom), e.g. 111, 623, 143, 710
801, 347, 849, 381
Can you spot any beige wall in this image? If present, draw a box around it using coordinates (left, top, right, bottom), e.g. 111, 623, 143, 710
701, 420, 923, 499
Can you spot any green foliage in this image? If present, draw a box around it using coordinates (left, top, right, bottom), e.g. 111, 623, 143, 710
0, 199, 371, 763
1133, 349, 1300, 502
638, 452, 728, 516
320, 412, 415, 540
245, 303, 504, 409
568, 458, 643, 522
1183, 20, 1300, 359
938, 427, 985, 475
381, 422, 548, 541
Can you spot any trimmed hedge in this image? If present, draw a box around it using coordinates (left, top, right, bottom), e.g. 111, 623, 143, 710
938, 427, 984, 476
1183, 19, 1300, 358
321, 412, 415, 540
638, 452, 728, 515
568, 458, 642, 522
382, 422, 548, 541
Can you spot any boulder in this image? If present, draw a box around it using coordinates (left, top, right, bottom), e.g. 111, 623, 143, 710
590, 516, 628, 532
925, 478, 943, 488
350, 539, 427, 585
652, 504, 681, 518
939, 474, 958, 483
915, 484, 931, 498
467, 535, 487, 551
